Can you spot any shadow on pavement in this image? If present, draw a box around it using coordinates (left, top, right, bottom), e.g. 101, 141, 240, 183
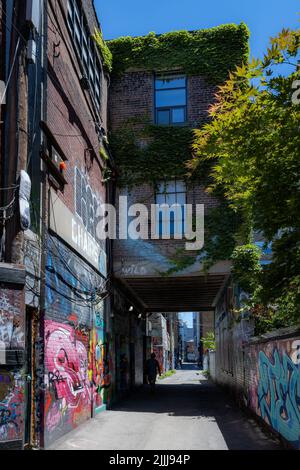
111, 376, 282, 450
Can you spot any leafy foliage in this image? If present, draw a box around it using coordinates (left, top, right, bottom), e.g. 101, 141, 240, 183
201, 331, 216, 351
94, 29, 113, 73
107, 23, 250, 83
231, 244, 262, 293
191, 27, 300, 332
110, 121, 200, 187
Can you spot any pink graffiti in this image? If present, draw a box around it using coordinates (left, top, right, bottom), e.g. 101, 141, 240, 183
45, 402, 62, 433
45, 321, 91, 408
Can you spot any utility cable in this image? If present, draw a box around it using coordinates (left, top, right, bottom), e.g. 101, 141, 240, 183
0, 37, 20, 105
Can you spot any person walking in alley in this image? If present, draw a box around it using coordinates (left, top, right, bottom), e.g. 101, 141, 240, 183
145, 353, 161, 394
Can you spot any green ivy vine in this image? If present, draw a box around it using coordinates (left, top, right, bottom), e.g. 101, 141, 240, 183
109, 120, 212, 188
107, 23, 250, 83
94, 30, 113, 73
107, 23, 250, 275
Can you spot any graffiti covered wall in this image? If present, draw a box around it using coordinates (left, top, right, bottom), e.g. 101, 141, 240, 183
0, 370, 24, 443
214, 281, 300, 448
0, 282, 25, 447
44, 320, 91, 445
246, 337, 300, 449
43, 235, 110, 446
89, 304, 112, 413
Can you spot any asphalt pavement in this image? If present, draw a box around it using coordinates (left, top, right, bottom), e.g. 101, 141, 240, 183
50, 364, 282, 450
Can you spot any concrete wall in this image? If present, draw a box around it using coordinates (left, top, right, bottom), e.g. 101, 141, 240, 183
113, 288, 146, 396
214, 282, 300, 449
208, 350, 216, 380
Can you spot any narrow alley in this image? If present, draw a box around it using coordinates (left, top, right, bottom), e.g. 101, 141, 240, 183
50, 366, 281, 451
0, 0, 299, 454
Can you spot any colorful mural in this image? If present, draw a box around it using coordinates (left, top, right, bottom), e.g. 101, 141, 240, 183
0, 371, 24, 442
43, 236, 112, 445
89, 304, 112, 413
44, 320, 91, 445
248, 338, 300, 449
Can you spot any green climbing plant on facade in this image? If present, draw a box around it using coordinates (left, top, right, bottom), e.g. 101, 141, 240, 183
107, 23, 250, 83
108, 23, 250, 274
94, 29, 113, 73
190, 27, 300, 332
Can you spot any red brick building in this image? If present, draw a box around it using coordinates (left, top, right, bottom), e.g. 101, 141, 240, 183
108, 29, 245, 315
0, 0, 113, 450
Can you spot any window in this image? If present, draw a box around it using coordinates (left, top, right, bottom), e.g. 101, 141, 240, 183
67, 0, 102, 112
155, 180, 186, 237
75, 168, 99, 239
155, 74, 187, 125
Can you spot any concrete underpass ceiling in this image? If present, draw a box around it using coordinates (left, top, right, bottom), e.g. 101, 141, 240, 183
114, 275, 228, 313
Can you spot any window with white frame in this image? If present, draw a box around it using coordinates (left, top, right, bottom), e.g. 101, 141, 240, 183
155, 180, 186, 237
155, 74, 187, 125
67, 0, 101, 112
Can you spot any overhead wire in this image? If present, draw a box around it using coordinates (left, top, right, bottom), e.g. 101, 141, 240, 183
0, 37, 20, 105
0, 4, 111, 308
25, 200, 110, 308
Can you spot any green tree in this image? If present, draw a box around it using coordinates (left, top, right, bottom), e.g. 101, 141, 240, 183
190, 27, 300, 331
201, 331, 216, 351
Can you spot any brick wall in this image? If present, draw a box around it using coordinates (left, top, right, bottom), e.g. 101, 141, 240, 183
109, 72, 217, 130
39, 0, 110, 447
46, 0, 107, 215
109, 71, 154, 131
113, 181, 219, 277
109, 69, 220, 277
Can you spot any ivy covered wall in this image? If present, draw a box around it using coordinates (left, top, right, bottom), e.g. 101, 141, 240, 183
107, 24, 250, 272
107, 23, 250, 188
107, 23, 250, 83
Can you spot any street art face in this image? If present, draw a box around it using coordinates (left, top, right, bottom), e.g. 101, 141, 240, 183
0, 371, 24, 442
249, 339, 300, 449
44, 320, 91, 445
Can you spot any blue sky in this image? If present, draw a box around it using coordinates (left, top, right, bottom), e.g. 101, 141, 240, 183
179, 312, 193, 328
95, 0, 299, 60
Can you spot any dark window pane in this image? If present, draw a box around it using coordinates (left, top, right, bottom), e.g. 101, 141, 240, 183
156, 75, 186, 90
156, 88, 186, 107
172, 107, 185, 123
74, 19, 81, 46
157, 109, 170, 125
67, 1, 74, 33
